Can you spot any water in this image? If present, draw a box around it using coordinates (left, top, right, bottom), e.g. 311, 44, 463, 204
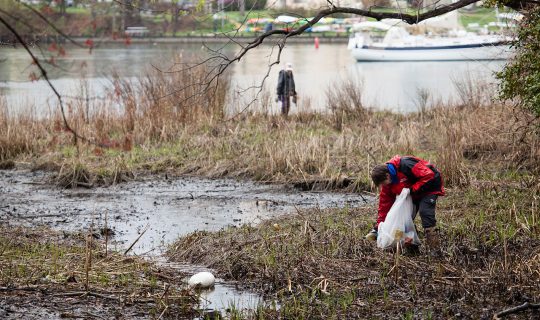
0, 170, 369, 314
0, 42, 507, 114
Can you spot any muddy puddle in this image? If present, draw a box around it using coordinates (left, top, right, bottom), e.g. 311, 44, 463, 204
0, 170, 371, 315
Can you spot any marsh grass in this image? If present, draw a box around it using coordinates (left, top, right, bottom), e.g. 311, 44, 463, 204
154, 74, 540, 319
0, 97, 43, 161
1, 66, 538, 193
168, 176, 540, 319
54, 159, 93, 188
326, 77, 366, 131
0, 225, 196, 318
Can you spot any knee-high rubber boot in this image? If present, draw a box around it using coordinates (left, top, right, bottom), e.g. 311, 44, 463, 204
424, 227, 440, 249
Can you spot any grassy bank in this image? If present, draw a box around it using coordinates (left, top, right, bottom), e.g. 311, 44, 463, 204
2, 65, 538, 191
159, 89, 540, 318
0, 225, 197, 319
168, 178, 540, 318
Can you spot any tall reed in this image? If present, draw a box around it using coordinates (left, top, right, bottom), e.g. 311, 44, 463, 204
2, 68, 538, 190
0, 96, 42, 160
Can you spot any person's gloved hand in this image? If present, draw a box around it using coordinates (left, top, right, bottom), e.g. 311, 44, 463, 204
365, 228, 378, 241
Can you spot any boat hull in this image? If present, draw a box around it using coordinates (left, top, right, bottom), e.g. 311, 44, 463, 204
351, 43, 512, 61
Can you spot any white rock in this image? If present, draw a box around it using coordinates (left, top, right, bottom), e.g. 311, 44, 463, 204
188, 271, 215, 289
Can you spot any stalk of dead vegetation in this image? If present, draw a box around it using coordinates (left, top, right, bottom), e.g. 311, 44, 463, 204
104, 209, 108, 258
85, 208, 95, 291
124, 224, 150, 255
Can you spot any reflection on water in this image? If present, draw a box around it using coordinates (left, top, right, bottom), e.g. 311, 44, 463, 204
0, 42, 506, 114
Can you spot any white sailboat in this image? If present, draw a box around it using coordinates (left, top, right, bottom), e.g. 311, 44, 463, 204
347, 12, 514, 62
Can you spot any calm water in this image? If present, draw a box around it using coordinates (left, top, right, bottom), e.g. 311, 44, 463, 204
0, 42, 507, 114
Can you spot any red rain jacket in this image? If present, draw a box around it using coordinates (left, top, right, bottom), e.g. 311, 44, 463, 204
376, 155, 445, 228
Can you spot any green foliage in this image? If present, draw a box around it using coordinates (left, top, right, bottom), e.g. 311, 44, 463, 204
196, 0, 206, 12
497, 7, 540, 117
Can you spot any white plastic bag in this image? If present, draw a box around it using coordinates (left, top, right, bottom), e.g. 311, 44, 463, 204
377, 188, 420, 249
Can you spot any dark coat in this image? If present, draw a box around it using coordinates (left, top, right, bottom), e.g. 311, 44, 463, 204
377, 155, 445, 227
277, 70, 296, 97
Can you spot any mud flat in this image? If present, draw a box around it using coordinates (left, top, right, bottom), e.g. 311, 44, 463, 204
0, 169, 370, 314
0, 170, 369, 254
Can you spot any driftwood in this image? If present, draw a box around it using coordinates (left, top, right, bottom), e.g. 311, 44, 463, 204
493, 302, 540, 319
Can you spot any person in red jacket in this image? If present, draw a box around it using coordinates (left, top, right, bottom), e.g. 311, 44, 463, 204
365, 155, 445, 248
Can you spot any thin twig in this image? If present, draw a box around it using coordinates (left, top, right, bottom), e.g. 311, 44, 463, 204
124, 224, 150, 255
493, 302, 540, 319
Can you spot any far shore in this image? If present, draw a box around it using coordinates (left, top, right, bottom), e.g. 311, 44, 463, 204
0, 34, 350, 46
77, 34, 350, 44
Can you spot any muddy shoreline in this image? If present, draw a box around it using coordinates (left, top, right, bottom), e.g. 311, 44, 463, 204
0, 168, 371, 317
0, 169, 369, 254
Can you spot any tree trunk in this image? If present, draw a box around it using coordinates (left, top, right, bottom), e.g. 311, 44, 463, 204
123, 0, 142, 27
239, 0, 245, 16
59, 0, 66, 16
172, 7, 180, 37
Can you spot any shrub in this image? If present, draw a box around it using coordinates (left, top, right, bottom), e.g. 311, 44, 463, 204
497, 6, 540, 119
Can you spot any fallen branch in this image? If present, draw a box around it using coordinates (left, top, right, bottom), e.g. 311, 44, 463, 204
0, 287, 154, 303
0, 286, 44, 292
493, 302, 540, 319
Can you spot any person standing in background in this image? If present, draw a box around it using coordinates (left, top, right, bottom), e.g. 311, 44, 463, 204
276, 62, 297, 117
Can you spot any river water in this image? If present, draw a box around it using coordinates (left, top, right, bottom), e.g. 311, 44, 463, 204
0, 42, 507, 114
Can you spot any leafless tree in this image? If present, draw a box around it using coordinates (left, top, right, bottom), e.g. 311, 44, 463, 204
1, 0, 535, 142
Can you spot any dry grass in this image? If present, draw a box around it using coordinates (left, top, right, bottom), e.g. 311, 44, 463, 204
1, 67, 538, 193
52, 157, 135, 188
168, 179, 540, 319
0, 97, 44, 161
0, 225, 196, 318
326, 77, 367, 131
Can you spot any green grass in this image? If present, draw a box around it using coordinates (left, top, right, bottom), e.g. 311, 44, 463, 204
66, 7, 90, 15
459, 8, 498, 28
225, 10, 272, 22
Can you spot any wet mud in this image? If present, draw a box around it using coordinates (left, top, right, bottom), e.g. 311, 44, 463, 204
0, 169, 370, 316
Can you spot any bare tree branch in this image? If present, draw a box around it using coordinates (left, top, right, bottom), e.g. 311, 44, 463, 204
16, 1, 85, 48
0, 13, 106, 148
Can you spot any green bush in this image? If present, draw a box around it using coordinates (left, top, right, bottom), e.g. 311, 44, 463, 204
497, 7, 540, 118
